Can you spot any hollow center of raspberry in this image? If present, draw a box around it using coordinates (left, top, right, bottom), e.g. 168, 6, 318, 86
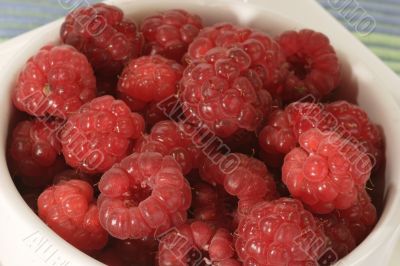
124, 185, 152, 207
288, 54, 311, 80
43, 84, 52, 96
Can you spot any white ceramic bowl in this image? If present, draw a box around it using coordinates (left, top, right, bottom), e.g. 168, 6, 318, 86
1, 0, 400, 265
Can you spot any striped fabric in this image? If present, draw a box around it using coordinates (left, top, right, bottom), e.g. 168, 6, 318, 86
0, 0, 399, 75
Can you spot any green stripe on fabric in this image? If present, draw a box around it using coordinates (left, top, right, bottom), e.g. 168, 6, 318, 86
0, 22, 40, 30
355, 32, 400, 45
0, 0, 65, 8
369, 46, 400, 61
386, 62, 400, 74
0, 9, 61, 19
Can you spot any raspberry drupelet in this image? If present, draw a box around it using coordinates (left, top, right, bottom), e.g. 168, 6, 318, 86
158, 221, 240, 266
277, 29, 341, 102
199, 153, 278, 216
37, 179, 108, 252
98, 152, 191, 240
117, 55, 183, 112
282, 129, 372, 214
8, 119, 66, 188
326, 101, 384, 170
141, 9, 203, 61
61, 3, 143, 77
235, 198, 328, 266
12, 45, 96, 118
187, 23, 288, 97
134, 120, 204, 175
60, 95, 145, 174
179, 47, 273, 138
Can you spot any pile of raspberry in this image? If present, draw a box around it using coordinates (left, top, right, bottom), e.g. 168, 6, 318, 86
8, 4, 384, 266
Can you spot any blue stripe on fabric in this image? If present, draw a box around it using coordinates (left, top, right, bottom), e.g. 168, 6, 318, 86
319, 0, 400, 17
0, 16, 55, 24
0, 3, 69, 15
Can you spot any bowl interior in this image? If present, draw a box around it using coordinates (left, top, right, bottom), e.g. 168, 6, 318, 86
1, 0, 400, 265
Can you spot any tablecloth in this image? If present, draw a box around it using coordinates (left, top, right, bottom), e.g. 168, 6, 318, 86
0, 0, 399, 75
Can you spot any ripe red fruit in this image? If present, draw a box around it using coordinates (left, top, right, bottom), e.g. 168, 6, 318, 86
200, 153, 278, 215
158, 221, 240, 266
118, 55, 183, 112
52, 169, 99, 185
141, 9, 203, 61
277, 29, 341, 102
12, 45, 96, 118
61, 3, 143, 76
38, 179, 108, 251
98, 152, 191, 240
235, 198, 328, 265
60, 95, 144, 174
326, 101, 384, 169
8, 119, 66, 188
180, 47, 273, 138
187, 23, 288, 97
282, 129, 372, 214
134, 120, 204, 175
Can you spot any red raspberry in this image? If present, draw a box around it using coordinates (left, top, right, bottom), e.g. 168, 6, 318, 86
179, 48, 273, 138
326, 101, 384, 169
199, 153, 278, 213
158, 221, 240, 266
134, 120, 204, 175
98, 152, 191, 240
336, 188, 377, 244
317, 213, 356, 261
236, 198, 327, 265
259, 102, 335, 167
277, 29, 341, 102
259, 110, 297, 167
60, 95, 144, 174
37, 179, 108, 251
12, 45, 96, 118
118, 55, 183, 112
8, 119, 66, 188
187, 23, 288, 97
191, 181, 236, 230
141, 9, 203, 61
61, 3, 143, 76
282, 129, 372, 214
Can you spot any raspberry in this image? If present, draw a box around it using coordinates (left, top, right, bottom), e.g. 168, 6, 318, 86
179, 48, 273, 138
61, 3, 143, 76
60, 95, 144, 174
141, 9, 203, 61
336, 188, 377, 244
8, 119, 66, 188
12, 45, 96, 118
118, 55, 183, 111
317, 213, 356, 261
326, 101, 384, 169
98, 152, 191, 240
282, 129, 372, 214
258, 110, 297, 167
277, 29, 341, 102
187, 23, 288, 97
134, 120, 204, 175
191, 181, 236, 230
37, 179, 108, 251
142, 96, 182, 129
235, 198, 327, 265
158, 221, 240, 266
199, 153, 278, 213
